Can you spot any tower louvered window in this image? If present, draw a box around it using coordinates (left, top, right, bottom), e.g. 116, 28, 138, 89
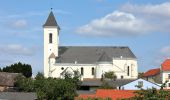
49, 33, 52, 43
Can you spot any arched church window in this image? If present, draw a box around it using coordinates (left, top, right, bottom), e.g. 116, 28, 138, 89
61, 67, 64, 70
49, 33, 52, 43
81, 67, 84, 75
92, 67, 94, 75
127, 66, 130, 76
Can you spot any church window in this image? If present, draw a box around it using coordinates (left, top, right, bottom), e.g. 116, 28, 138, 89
61, 67, 64, 70
127, 66, 130, 76
49, 33, 52, 43
81, 67, 84, 75
92, 67, 95, 75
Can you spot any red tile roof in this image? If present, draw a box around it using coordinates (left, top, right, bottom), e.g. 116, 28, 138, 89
162, 59, 170, 71
143, 68, 160, 77
77, 89, 135, 100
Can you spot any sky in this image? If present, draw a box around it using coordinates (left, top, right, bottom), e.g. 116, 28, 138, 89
0, 0, 170, 75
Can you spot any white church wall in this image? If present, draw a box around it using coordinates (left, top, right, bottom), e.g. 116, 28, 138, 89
96, 63, 113, 78
50, 64, 96, 79
44, 27, 59, 78
112, 59, 138, 79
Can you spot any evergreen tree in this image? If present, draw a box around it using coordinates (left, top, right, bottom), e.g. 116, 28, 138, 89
2, 62, 32, 78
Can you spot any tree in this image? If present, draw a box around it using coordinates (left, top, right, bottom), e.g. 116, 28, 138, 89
129, 81, 170, 100
104, 71, 117, 80
138, 72, 144, 78
2, 62, 32, 78
15, 72, 81, 100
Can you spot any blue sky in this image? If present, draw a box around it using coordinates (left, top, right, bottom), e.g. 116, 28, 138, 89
0, 0, 170, 75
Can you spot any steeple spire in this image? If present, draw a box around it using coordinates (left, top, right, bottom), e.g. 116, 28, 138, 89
43, 10, 60, 30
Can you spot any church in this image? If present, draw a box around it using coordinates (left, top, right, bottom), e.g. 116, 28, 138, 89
43, 11, 138, 80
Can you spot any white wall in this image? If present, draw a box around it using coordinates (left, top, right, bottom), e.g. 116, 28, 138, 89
112, 59, 138, 79
50, 63, 96, 79
121, 79, 160, 90
49, 58, 138, 79
162, 71, 170, 89
44, 27, 59, 77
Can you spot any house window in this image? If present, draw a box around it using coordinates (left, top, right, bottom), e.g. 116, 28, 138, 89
49, 33, 52, 43
121, 76, 124, 79
81, 67, 84, 75
138, 81, 143, 87
168, 74, 170, 79
127, 66, 130, 76
92, 67, 95, 75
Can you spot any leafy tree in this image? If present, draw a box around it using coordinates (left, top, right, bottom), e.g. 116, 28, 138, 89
104, 71, 117, 80
15, 75, 35, 92
0, 67, 1, 72
2, 62, 32, 78
138, 72, 144, 78
15, 72, 81, 100
128, 81, 170, 100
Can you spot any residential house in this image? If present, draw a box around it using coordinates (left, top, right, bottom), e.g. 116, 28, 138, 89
120, 78, 161, 90
0, 72, 20, 91
143, 68, 161, 84
161, 59, 170, 89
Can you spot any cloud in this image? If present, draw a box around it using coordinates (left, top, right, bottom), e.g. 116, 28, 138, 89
10, 19, 27, 29
76, 2, 170, 37
76, 11, 150, 36
0, 44, 37, 56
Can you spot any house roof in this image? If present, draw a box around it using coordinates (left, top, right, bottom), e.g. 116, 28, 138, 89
0, 72, 20, 86
121, 78, 161, 88
0, 92, 36, 100
81, 79, 135, 87
161, 59, 170, 71
43, 11, 60, 29
49, 53, 56, 58
143, 68, 160, 77
57, 46, 136, 64
77, 89, 135, 100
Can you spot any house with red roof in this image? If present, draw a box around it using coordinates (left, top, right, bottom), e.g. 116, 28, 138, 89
143, 59, 170, 89
77, 89, 135, 100
161, 59, 170, 89
143, 68, 161, 84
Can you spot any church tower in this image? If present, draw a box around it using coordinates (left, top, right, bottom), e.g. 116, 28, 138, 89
43, 11, 60, 77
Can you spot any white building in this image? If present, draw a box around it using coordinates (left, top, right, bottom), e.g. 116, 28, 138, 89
43, 11, 138, 80
161, 59, 170, 89
120, 78, 161, 90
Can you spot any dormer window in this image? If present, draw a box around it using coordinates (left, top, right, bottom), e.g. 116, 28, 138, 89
49, 33, 52, 43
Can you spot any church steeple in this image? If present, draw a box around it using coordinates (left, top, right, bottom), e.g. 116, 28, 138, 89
43, 9, 60, 77
43, 11, 60, 30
